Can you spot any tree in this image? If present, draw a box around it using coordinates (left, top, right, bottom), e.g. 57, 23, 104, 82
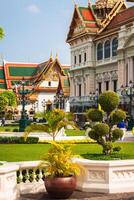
87, 91, 126, 155
0, 96, 9, 114
0, 90, 17, 107
25, 109, 78, 141
0, 27, 4, 39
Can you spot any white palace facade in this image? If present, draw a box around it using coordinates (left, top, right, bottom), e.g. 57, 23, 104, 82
66, 0, 134, 122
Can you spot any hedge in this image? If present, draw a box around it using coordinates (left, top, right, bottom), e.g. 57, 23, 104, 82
0, 136, 39, 144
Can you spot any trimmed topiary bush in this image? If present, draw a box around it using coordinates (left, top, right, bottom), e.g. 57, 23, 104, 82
87, 91, 126, 155
94, 123, 109, 136
110, 109, 126, 124
112, 128, 123, 142
87, 109, 104, 122
98, 91, 120, 113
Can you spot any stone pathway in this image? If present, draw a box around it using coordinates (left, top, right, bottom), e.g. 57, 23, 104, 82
20, 191, 134, 200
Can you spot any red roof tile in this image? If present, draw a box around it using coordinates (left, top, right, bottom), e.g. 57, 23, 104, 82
80, 8, 95, 21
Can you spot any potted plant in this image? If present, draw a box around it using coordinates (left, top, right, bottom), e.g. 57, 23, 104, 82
40, 142, 81, 199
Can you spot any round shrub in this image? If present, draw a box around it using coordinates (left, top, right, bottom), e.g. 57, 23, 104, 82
94, 123, 109, 136
112, 128, 123, 141
110, 109, 126, 124
103, 142, 113, 155
88, 129, 98, 140
98, 91, 120, 113
87, 108, 103, 122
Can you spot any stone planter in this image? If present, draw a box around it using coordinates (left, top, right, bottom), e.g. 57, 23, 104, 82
75, 158, 134, 193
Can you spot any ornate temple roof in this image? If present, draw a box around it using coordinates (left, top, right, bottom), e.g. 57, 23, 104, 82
95, 0, 118, 9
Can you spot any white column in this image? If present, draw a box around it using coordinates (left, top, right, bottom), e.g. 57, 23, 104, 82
128, 57, 133, 82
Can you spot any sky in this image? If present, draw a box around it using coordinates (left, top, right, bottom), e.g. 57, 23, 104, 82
0, 0, 132, 64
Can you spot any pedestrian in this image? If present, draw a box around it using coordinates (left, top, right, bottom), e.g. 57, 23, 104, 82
117, 120, 126, 141
1, 117, 5, 126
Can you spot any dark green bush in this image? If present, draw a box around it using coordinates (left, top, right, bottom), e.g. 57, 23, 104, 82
87, 109, 103, 122
88, 129, 97, 140
0, 136, 39, 144
113, 146, 121, 152
103, 142, 113, 155
110, 109, 126, 124
13, 128, 19, 132
99, 91, 120, 113
5, 128, 11, 132
112, 128, 123, 141
94, 123, 109, 136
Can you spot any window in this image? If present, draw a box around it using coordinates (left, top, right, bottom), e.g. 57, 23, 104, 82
104, 40, 110, 59
98, 82, 102, 94
84, 52, 87, 62
79, 54, 81, 64
97, 43, 103, 60
79, 84, 81, 96
113, 80, 117, 92
74, 56, 77, 65
112, 38, 118, 57
106, 81, 109, 90
48, 81, 51, 86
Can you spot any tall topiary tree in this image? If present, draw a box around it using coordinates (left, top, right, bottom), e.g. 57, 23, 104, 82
87, 91, 126, 155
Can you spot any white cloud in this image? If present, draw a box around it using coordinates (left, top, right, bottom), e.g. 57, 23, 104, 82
26, 4, 41, 13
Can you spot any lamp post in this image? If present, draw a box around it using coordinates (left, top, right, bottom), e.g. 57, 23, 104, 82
54, 90, 65, 109
13, 78, 33, 132
120, 80, 134, 129
89, 89, 99, 108
41, 99, 46, 112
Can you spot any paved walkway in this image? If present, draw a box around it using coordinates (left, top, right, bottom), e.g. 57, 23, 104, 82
20, 191, 134, 200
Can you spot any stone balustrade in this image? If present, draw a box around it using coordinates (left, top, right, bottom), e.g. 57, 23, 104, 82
1, 158, 134, 199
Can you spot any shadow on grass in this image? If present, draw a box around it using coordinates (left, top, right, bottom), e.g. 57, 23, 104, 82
81, 153, 133, 160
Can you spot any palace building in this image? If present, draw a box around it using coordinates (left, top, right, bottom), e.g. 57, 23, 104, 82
0, 56, 70, 115
66, 0, 134, 123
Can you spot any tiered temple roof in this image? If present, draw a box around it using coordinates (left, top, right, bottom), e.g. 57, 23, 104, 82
0, 57, 70, 99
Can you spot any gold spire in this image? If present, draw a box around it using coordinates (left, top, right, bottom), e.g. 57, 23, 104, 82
95, 0, 117, 9
56, 52, 58, 59
50, 51, 52, 59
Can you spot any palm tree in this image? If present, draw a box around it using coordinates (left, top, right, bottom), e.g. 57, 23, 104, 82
0, 27, 4, 40
24, 109, 78, 141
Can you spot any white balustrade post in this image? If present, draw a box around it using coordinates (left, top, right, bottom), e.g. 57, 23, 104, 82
0, 163, 19, 200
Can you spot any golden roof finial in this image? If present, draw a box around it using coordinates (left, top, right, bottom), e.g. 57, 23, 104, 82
56, 52, 58, 59
50, 51, 53, 59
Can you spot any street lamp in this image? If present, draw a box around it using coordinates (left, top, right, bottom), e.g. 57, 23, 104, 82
54, 90, 65, 109
41, 99, 46, 111
13, 78, 33, 132
89, 89, 99, 108
120, 80, 134, 129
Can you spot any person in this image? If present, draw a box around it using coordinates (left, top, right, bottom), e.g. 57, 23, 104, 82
1, 117, 5, 126
117, 120, 126, 141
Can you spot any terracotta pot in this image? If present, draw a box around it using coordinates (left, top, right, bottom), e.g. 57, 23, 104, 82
44, 176, 76, 199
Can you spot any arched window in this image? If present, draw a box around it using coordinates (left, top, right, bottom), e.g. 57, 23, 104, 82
104, 40, 110, 58
97, 43, 103, 60
112, 38, 118, 57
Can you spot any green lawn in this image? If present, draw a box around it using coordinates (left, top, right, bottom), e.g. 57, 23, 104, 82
65, 129, 85, 136
1, 143, 134, 162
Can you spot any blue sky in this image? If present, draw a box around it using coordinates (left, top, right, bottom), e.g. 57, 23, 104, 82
0, 0, 132, 64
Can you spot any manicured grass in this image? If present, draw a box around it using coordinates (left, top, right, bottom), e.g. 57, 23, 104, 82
65, 129, 85, 136
1, 143, 134, 162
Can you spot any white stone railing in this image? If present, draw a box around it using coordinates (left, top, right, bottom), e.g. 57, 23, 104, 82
1, 158, 134, 199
